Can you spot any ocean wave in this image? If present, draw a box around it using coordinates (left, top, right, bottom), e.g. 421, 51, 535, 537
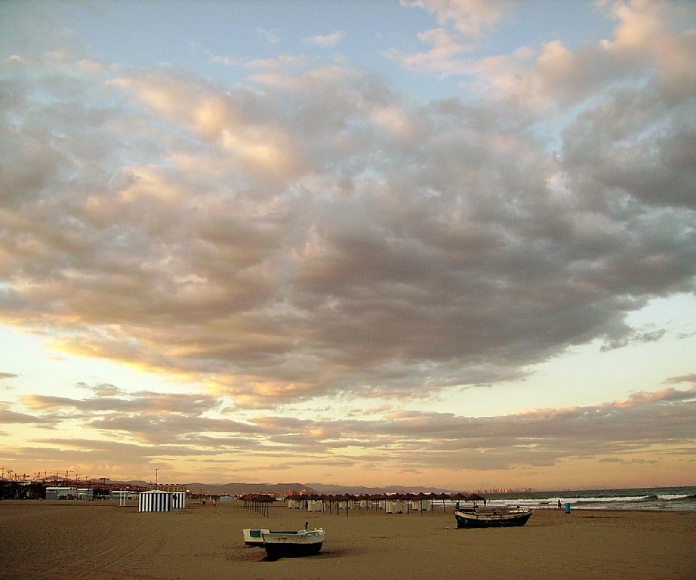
473, 487, 696, 512
573, 495, 654, 505
663, 493, 696, 502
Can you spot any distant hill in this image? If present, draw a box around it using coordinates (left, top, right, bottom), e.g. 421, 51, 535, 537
121, 481, 315, 496
181, 482, 315, 496
119, 480, 462, 496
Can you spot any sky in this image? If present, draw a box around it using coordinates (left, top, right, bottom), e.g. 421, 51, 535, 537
0, 0, 695, 492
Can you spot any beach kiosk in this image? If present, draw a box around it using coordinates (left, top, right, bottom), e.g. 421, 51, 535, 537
138, 490, 186, 512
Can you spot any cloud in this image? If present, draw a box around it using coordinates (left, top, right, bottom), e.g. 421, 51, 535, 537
209, 54, 243, 67
402, 0, 503, 38
600, 328, 666, 351
389, 27, 471, 77
5, 384, 695, 476
390, 0, 506, 73
664, 373, 696, 385
0, 1, 695, 413
257, 28, 280, 45
0, 404, 52, 425
398, 0, 696, 113
303, 31, 344, 48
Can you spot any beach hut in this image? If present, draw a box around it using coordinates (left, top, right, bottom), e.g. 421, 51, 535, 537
308, 499, 323, 512
171, 491, 186, 509
139, 490, 173, 512
385, 499, 405, 514
113, 489, 139, 504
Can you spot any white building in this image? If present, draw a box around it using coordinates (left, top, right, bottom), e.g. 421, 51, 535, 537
112, 490, 139, 501
45, 486, 77, 500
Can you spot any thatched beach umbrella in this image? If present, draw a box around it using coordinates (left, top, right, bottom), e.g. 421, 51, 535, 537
321, 494, 336, 514
373, 493, 388, 510
434, 492, 450, 512
334, 493, 354, 516
413, 492, 430, 516
465, 492, 485, 505
451, 492, 486, 509
240, 493, 276, 517
400, 492, 415, 514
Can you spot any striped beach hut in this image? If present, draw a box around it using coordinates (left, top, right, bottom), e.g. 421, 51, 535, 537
139, 490, 184, 512
171, 491, 186, 509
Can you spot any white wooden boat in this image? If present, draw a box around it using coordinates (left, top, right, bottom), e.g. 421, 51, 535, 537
261, 525, 325, 560
242, 528, 269, 546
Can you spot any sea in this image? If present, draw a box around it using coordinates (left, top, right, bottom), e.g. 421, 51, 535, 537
482, 486, 696, 512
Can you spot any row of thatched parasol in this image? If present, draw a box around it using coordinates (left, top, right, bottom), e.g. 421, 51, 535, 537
285, 491, 484, 502
240, 493, 277, 517
240, 491, 486, 517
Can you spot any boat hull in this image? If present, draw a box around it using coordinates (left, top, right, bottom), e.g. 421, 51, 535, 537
455, 508, 533, 528
262, 529, 325, 560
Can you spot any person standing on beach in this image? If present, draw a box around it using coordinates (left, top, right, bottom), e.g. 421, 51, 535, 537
557, 499, 563, 509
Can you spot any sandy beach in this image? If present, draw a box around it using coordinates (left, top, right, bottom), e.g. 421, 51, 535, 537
1, 500, 694, 579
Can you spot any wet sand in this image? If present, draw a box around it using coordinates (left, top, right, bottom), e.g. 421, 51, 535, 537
1, 500, 694, 579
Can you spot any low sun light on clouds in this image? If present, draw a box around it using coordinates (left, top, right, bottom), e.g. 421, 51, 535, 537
0, 0, 695, 490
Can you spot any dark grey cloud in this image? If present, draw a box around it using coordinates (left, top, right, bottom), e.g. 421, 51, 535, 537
0, 404, 52, 425
665, 374, 696, 384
